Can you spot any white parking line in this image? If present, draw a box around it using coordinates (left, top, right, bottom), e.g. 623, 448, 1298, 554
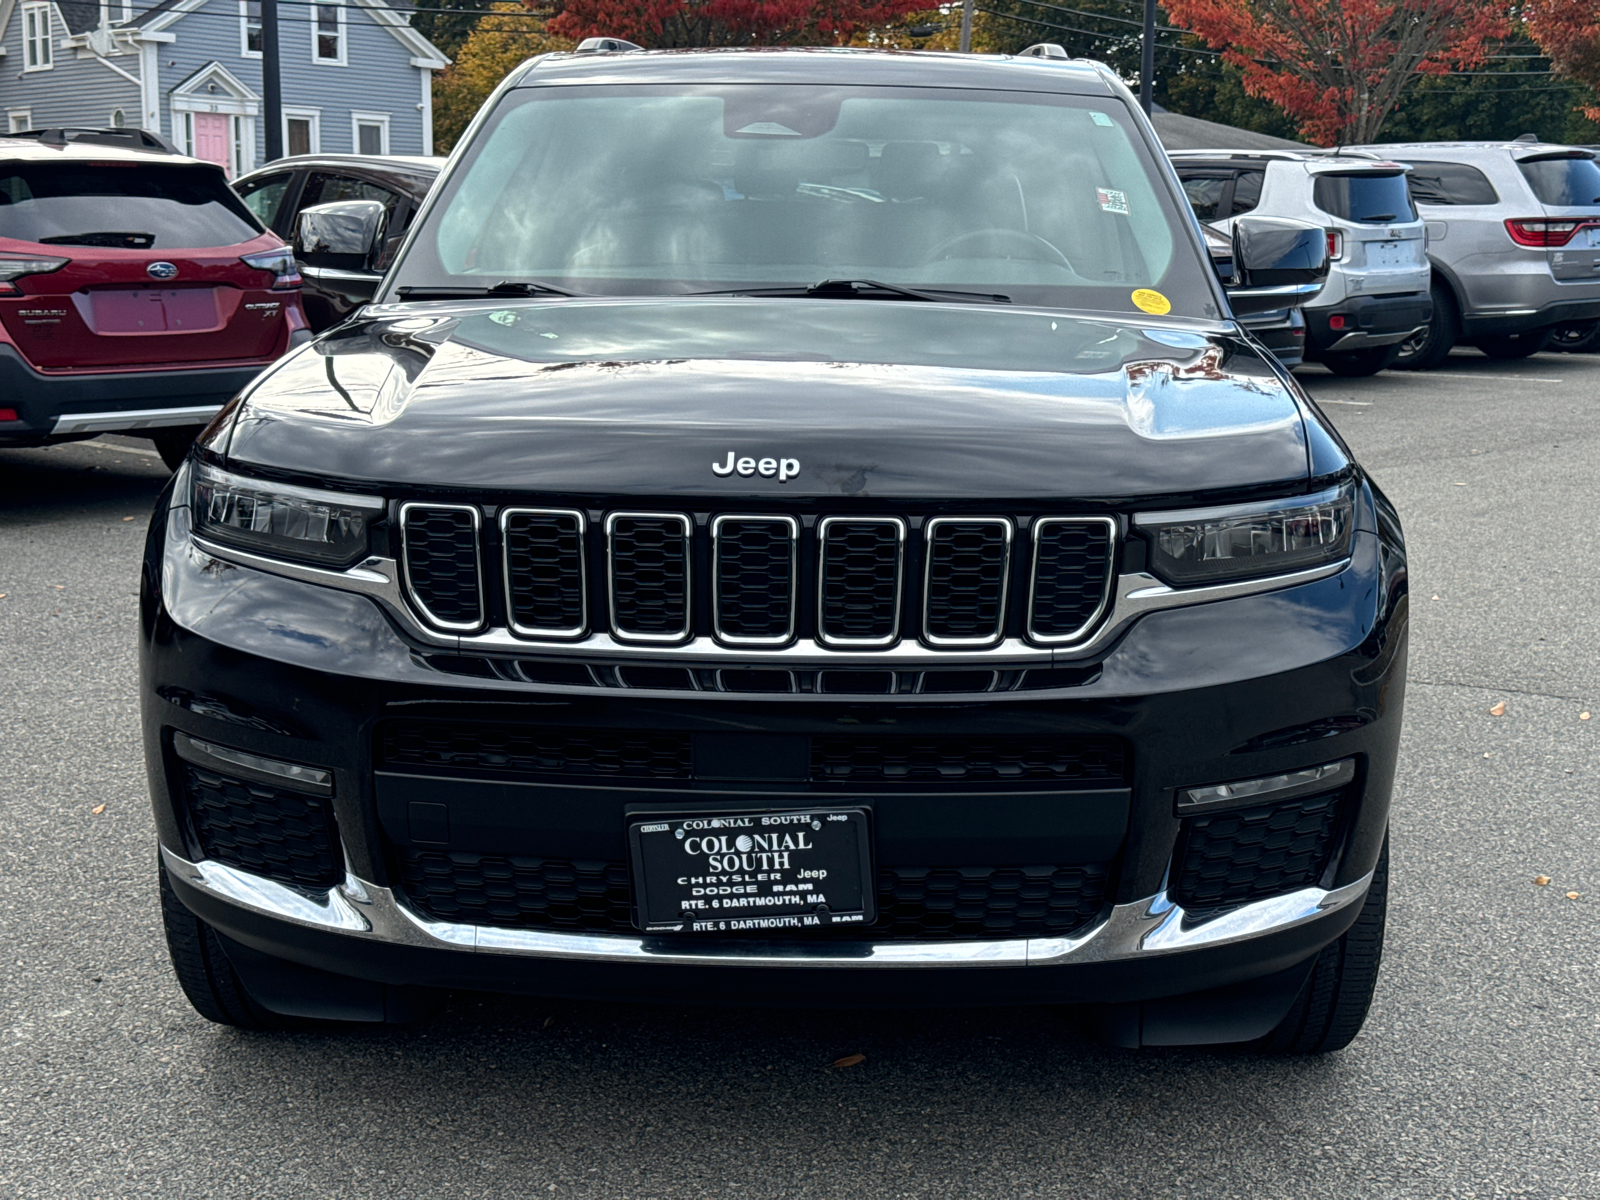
1319, 399, 1372, 406
86, 440, 161, 460
1427, 372, 1563, 383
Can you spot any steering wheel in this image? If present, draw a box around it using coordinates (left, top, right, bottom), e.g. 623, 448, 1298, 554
924, 228, 1073, 270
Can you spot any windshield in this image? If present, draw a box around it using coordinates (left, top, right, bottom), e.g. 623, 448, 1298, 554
392, 83, 1217, 318
0, 162, 263, 248
1518, 155, 1600, 207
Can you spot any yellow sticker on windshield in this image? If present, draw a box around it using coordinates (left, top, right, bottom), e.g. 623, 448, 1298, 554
1131, 289, 1171, 315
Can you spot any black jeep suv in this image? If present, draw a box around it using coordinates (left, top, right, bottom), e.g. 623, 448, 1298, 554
142, 46, 1405, 1053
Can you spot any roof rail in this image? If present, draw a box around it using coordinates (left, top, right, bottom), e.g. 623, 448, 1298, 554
9, 127, 180, 153
1018, 43, 1070, 59
574, 36, 644, 53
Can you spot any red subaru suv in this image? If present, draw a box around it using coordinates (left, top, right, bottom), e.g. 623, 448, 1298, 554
0, 128, 308, 468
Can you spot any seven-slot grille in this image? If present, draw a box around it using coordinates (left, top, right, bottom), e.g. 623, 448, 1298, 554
396, 509, 1118, 650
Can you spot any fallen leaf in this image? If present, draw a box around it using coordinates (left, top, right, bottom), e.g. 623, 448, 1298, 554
1534, 875, 1551, 886
121, 516, 135, 522
1581, 712, 1591, 721
1566, 892, 1581, 900
91, 805, 106, 815
832, 1053, 866, 1068
1489, 701, 1507, 717
542, 1016, 554, 1028
53, 585, 64, 590
1452, 481, 1467, 486
0, 593, 7, 598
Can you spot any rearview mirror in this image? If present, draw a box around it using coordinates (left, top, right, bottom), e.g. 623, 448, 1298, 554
1226, 216, 1328, 316
295, 200, 387, 273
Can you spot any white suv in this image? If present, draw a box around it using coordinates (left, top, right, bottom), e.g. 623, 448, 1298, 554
1170, 150, 1431, 375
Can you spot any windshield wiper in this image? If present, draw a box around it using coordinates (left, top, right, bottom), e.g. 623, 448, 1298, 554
395, 279, 586, 300
689, 279, 1011, 304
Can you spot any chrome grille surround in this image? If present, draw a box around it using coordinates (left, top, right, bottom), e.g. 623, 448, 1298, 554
605, 511, 693, 644
1026, 516, 1119, 646
710, 514, 800, 647
500, 507, 587, 640
399, 502, 485, 633
816, 515, 907, 649
922, 516, 1013, 648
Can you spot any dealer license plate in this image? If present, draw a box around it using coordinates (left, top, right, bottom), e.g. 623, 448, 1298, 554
628, 808, 874, 934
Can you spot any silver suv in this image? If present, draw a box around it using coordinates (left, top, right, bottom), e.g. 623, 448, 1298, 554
1346, 140, 1600, 368
1170, 149, 1431, 375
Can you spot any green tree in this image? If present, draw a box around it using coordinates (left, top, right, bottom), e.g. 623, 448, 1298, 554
432, 4, 573, 153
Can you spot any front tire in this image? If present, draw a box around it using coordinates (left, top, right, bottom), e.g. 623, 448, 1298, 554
1257, 834, 1388, 1055
159, 859, 291, 1030
151, 426, 201, 472
1392, 283, 1457, 371
1548, 321, 1600, 353
1318, 345, 1400, 377
1475, 329, 1551, 359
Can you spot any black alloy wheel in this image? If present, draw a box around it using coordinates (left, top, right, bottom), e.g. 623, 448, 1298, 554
1547, 321, 1600, 353
1256, 833, 1388, 1055
1392, 283, 1458, 372
1318, 345, 1400, 377
1475, 329, 1552, 359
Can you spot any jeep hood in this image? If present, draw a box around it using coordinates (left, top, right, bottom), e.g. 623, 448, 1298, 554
223, 297, 1313, 500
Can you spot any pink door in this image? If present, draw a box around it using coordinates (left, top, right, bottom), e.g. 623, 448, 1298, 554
193, 113, 230, 175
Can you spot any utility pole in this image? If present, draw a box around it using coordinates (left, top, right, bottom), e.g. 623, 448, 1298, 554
1139, 0, 1155, 114
262, 0, 283, 160
959, 0, 973, 53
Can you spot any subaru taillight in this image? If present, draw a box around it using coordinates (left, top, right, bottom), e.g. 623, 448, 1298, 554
239, 247, 303, 291
0, 253, 69, 296
1504, 218, 1589, 248
1326, 230, 1344, 261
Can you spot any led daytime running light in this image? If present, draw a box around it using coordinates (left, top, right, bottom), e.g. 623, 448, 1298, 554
1135, 482, 1355, 587
192, 463, 382, 568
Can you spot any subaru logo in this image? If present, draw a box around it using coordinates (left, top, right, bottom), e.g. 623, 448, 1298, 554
147, 261, 178, 280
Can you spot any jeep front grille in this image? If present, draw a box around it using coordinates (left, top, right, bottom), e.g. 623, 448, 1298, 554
393, 508, 1118, 653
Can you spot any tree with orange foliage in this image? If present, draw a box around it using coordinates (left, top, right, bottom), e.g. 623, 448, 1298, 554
1525, 1, 1600, 120
548, 0, 926, 48
1161, 0, 1512, 145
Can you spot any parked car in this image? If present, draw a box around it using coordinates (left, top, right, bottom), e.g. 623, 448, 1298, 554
1355, 139, 1600, 369
146, 44, 1403, 1055
1201, 219, 1309, 367
1170, 148, 1432, 375
0, 127, 308, 467
232, 154, 444, 331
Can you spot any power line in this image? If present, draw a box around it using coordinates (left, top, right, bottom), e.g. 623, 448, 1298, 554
974, 7, 1223, 56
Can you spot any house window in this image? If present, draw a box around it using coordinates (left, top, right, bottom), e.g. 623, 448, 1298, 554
8, 109, 32, 134
240, 0, 262, 57
352, 111, 389, 156
312, 1, 345, 64
22, 3, 53, 71
284, 108, 321, 156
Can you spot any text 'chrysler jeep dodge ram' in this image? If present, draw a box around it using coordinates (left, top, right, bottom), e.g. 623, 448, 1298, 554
143, 46, 1406, 1053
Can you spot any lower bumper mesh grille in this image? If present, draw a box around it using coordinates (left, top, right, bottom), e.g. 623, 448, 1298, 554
181, 763, 342, 891
398, 851, 1110, 940
1173, 790, 1343, 913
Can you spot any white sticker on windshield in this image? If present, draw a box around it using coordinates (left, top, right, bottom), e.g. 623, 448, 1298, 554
1090, 111, 1115, 127
1097, 188, 1129, 215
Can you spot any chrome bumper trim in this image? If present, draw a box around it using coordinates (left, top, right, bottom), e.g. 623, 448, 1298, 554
189, 533, 1348, 667
53, 404, 223, 435
161, 845, 1372, 970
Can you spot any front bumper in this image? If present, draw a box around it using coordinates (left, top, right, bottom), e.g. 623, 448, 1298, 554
0, 342, 279, 447
141, 475, 1407, 1009
1306, 292, 1432, 353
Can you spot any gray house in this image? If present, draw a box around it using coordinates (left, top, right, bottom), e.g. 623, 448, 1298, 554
0, 0, 449, 172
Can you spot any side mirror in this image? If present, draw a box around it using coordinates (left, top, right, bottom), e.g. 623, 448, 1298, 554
295, 200, 387, 273
1227, 216, 1328, 315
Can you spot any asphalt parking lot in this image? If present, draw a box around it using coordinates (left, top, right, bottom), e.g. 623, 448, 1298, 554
3, 349, 1598, 1200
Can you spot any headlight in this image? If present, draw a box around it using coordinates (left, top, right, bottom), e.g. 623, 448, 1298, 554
1135, 481, 1355, 586
191, 462, 383, 567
